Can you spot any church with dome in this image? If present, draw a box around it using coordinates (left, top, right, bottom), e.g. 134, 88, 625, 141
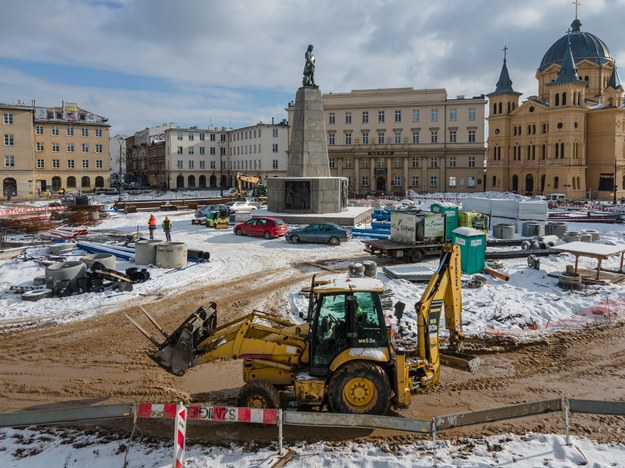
486, 10, 624, 201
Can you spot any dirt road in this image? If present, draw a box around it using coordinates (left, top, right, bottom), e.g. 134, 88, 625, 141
1, 260, 624, 444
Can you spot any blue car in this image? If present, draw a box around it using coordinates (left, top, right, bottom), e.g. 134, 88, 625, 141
286, 223, 351, 245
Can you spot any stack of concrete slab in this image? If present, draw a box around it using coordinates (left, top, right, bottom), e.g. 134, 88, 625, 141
462, 197, 548, 234
461, 198, 492, 216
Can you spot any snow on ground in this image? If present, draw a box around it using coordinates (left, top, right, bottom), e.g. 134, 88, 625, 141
1, 427, 624, 467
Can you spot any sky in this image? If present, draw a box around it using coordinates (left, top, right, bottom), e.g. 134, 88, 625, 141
1, 0, 625, 137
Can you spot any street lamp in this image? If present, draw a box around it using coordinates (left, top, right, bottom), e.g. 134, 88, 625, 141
116, 136, 125, 202
218, 139, 225, 197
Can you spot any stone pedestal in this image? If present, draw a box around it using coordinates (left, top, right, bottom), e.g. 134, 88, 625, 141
267, 177, 348, 214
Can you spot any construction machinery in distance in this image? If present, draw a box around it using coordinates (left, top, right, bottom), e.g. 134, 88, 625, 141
235, 172, 267, 200
128, 244, 479, 415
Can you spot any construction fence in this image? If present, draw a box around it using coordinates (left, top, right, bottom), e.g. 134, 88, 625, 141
1, 397, 624, 466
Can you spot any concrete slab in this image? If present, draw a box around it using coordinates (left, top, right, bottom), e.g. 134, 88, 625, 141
250, 206, 373, 227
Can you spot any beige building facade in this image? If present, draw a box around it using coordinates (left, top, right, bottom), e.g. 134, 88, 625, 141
487, 15, 624, 201
286, 88, 486, 196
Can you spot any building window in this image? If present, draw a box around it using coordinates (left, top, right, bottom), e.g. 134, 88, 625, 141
67, 159, 75, 168
362, 131, 369, 144
378, 111, 385, 123
51, 127, 59, 136
392, 176, 401, 186
199, 160, 205, 169
361, 159, 370, 169
430, 176, 438, 187
412, 109, 420, 122
347, 176, 352, 186
4, 155, 14, 167
210, 147, 216, 155
449, 176, 457, 187
3, 113, 13, 124
329, 158, 336, 168
430, 157, 438, 168
468, 107, 476, 120
449, 156, 456, 167
210, 133, 217, 141
377, 158, 385, 168
394, 158, 402, 168
36, 159, 45, 168
4, 134, 14, 146
377, 131, 385, 144
395, 110, 401, 122
449, 108, 457, 121
177, 132, 184, 140
96, 160, 103, 169
199, 146, 205, 155
329, 112, 335, 125
67, 143, 74, 152
36, 126, 44, 135
394, 131, 401, 144
95, 129, 102, 137
361, 176, 369, 187
52, 159, 60, 168
52, 143, 60, 152
468, 176, 476, 187
81, 144, 89, 153
362, 111, 369, 123
188, 132, 194, 141
95, 144, 103, 153
188, 160, 194, 169
411, 158, 419, 168
82, 159, 89, 169
412, 131, 419, 144
36, 142, 43, 151
431, 108, 438, 122
271, 128, 278, 138
328, 133, 335, 145
468, 156, 476, 167
345, 132, 352, 145
431, 130, 438, 143
411, 176, 419, 186
345, 112, 352, 124
199, 133, 206, 141
272, 159, 279, 169
209, 161, 215, 169
187, 147, 194, 155
177, 146, 183, 155
67, 127, 74, 136
468, 129, 476, 143
344, 158, 352, 168
449, 130, 457, 143
81, 128, 89, 137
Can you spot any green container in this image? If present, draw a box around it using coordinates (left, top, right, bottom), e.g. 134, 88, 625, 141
452, 227, 486, 274
431, 203, 458, 241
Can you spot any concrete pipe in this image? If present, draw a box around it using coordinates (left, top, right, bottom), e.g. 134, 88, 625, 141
362, 260, 378, 278
135, 240, 163, 266
563, 232, 581, 243
349, 262, 365, 278
45, 261, 87, 293
156, 242, 187, 268
80, 253, 116, 270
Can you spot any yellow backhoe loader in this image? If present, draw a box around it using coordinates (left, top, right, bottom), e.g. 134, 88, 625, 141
128, 244, 479, 415
235, 172, 267, 201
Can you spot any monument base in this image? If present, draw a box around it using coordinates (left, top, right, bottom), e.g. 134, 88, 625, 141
267, 177, 348, 214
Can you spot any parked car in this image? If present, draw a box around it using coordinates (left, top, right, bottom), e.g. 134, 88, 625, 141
286, 223, 351, 245
240, 197, 264, 207
234, 217, 288, 239
195, 204, 230, 218
225, 201, 258, 213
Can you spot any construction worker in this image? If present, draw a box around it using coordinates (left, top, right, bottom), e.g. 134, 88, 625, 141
148, 214, 157, 239
162, 216, 173, 242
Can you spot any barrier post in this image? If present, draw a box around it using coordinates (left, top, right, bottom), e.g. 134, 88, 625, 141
278, 409, 284, 456
563, 397, 571, 446
173, 402, 187, 468
431, 417, 437, 467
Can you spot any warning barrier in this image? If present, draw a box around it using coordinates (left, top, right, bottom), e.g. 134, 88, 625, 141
137, 403, 278, 425
0, 206, 66, 216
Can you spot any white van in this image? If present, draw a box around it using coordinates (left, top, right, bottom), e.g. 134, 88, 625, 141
544, 193, 566, 203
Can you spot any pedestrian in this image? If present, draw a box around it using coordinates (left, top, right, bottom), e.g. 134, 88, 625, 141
148, 214, 157, 240
162, 215, 173, 242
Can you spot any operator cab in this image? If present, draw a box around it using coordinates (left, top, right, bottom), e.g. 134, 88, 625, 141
308, 278, 388, 376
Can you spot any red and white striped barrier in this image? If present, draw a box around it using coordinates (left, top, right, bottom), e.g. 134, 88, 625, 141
173, 403, 186, 468
137, 403, 278, 425
0, 206, 66, 216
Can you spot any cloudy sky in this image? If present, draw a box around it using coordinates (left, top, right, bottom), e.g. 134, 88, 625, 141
1, 0, 624, 137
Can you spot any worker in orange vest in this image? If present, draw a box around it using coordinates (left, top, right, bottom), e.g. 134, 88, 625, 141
148, 214, 157, 240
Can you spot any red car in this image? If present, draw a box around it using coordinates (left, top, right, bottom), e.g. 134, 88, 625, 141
234, 217, 288, 239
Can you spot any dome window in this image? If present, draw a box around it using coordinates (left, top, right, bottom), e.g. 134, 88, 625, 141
529, 106, 535, 112
557, 122, 564, 129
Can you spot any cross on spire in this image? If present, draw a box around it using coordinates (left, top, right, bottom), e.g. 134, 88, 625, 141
572, 0, 581, 20
503, 45, 508, 61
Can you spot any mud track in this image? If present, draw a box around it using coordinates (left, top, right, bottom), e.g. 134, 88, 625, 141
1, 260, 624, 444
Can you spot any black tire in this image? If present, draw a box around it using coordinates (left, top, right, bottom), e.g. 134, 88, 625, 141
235, 228, 243, 236
328, 361, 390, 415
410, 249, 425, 263
290, 235, 300, 244
328, 236, 340, 246
263, 231, 271, 239
237, 381, 280, 409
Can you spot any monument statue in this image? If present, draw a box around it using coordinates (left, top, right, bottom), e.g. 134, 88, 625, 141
302, 44, 316, 87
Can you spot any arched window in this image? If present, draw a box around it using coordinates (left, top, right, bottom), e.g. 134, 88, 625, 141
188, 175, 196, 188
176, 175, 184, 189
560, 142, 565, 158
67, 176, 76, 188
562, 92, 567, 106
209, 174, 217, 188
541, 175, 546, 193
492, 176, 496, 187
554, 176, 559, 189
555, 93, 560, 106
512, 175, 519, 193
199, 175, 206, 188
51, 176, 62, 190
498, 102, 502, 114
2, 177, 17, 196
493, 103, 497, 115
81, 176, 90, 188
95, 176, 104, 188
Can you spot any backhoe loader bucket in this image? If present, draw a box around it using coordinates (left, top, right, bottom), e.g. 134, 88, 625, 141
440, 349, 480, 373
127, 303, 217, 376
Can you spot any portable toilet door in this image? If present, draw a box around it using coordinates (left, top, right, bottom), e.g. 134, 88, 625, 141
431, 202, 458, 241
452, 227, 486, 274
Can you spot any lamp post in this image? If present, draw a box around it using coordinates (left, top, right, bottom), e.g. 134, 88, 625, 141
218, 139, 224, 197
116, 136, 125, 202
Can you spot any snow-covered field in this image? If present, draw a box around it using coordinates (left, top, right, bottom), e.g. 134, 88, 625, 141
2, 191, 625, 466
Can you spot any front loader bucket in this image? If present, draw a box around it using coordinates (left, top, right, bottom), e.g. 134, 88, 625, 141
440, 349, 480, 373
128, 303, 217, 376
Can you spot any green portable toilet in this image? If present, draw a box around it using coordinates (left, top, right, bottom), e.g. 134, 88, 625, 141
431, 202, 458, 241
452, 227, 486, 274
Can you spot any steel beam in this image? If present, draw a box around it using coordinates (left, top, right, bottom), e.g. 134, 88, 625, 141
0, 404, 133, 428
